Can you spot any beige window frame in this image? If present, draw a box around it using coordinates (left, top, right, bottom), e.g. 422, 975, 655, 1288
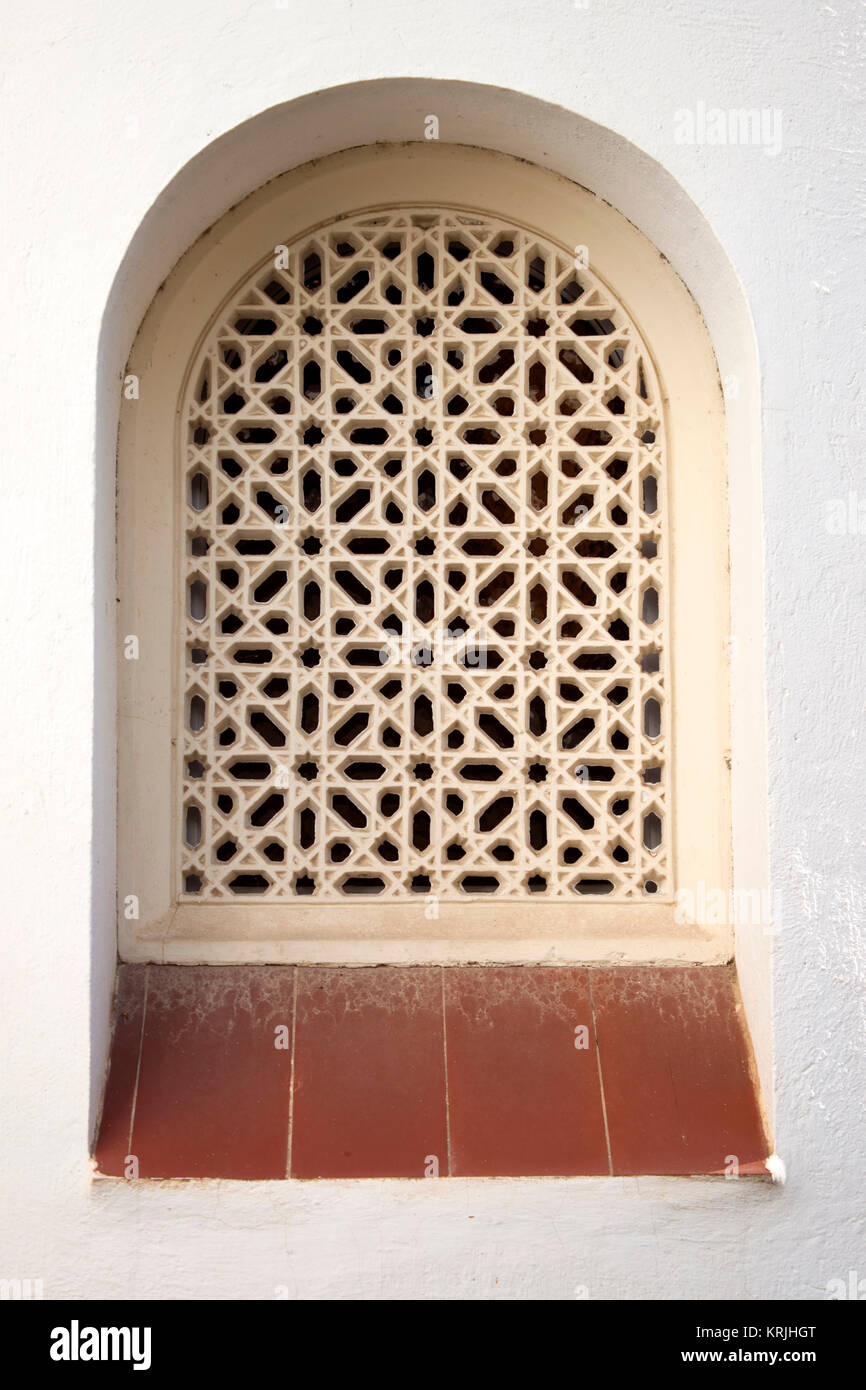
117, 143, 730, 965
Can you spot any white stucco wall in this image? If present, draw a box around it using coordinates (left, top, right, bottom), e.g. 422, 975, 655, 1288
0, 0, 863, 1300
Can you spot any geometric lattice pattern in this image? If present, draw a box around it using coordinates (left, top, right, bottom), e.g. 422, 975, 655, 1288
180, 211, 668, 901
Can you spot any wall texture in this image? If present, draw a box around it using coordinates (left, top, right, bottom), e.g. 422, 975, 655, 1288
0, 0, 863, 1300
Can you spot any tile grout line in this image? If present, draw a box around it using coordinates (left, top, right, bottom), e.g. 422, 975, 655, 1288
440, 968, 453, 1179
285, 966, 299, 1180
127, 966, 149, 1163
587, 973, 614, 1177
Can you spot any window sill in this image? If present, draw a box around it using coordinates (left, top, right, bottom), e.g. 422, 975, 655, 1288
95, 963, 768, 1180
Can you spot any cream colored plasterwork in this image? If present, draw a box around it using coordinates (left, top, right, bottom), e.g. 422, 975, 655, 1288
118, 144, 730, 962
180, 210, 668, 904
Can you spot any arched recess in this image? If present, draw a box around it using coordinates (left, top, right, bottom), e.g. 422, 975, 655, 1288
96, 82, 771, 1130
119, 141, 726, 957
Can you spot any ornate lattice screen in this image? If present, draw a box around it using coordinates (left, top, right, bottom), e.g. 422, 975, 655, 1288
180, 209, 668, 904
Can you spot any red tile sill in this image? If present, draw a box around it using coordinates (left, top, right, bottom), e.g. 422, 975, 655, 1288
94, 963, 769, 1181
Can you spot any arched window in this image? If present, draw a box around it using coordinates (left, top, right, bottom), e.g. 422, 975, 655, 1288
119, 145, 729, 962
182, 210, 667, 904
